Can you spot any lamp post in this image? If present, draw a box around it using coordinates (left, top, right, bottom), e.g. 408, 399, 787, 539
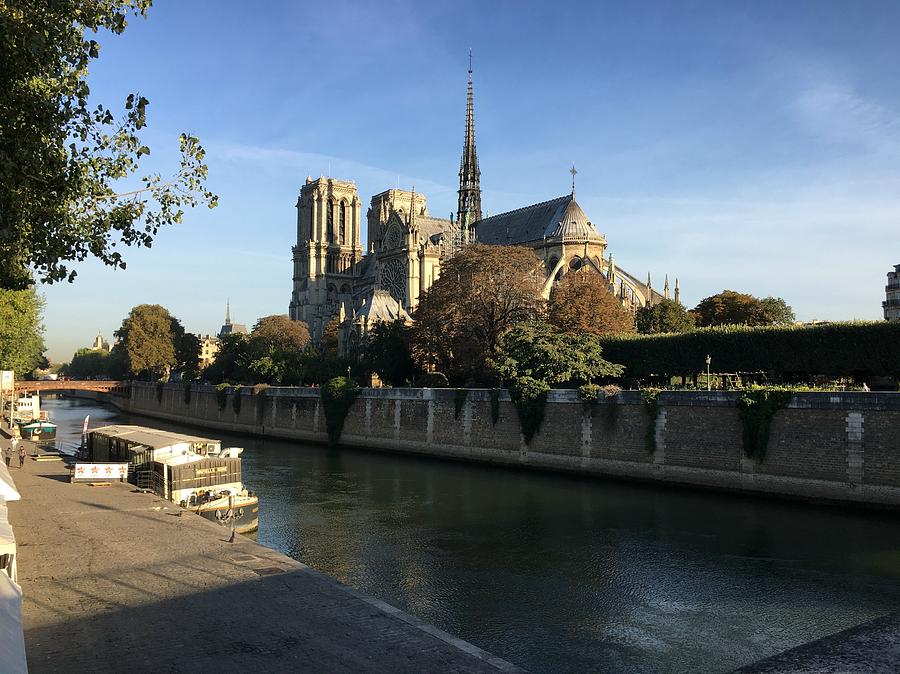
706, 354, 712, 392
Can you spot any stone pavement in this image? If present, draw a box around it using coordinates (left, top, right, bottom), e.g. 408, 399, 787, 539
6, 453, 521, 673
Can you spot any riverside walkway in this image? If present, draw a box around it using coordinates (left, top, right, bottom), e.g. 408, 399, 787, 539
7, 453, 519, 673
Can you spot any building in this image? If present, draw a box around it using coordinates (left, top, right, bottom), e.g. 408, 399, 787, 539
90, 332, 111, 353
218, 301, 248, 339
885, 264, 900, 322
198, 335, 220, 369
287, 57, 680, 350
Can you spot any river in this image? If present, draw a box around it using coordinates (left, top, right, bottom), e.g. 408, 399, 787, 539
45, 396, 900, 673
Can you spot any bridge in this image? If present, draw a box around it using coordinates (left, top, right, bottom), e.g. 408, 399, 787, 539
14, 380, 129, 396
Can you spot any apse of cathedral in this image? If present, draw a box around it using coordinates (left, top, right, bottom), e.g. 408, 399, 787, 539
287, 57, 679, 349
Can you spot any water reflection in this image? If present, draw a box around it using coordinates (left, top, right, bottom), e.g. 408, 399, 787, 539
45, 397, 900, 673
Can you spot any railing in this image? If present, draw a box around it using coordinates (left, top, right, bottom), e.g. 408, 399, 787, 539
135, 470, 166, 498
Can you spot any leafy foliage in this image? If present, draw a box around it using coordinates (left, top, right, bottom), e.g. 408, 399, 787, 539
62, 347, 109, 379
759, 297, 796, 326
411, 244, 546, 385
578, 383, 600, 404
635, 299, 695, 334
321, 377, 358, 445
363, 318, 421, 386
231, 385, 242, 416
0, 0, 217, 288
736, 388, 793, 461
320, 317, 340, 357
642, 388, 662, 452
549, 270, 635, 336
490, 321, 624, 388
600, 321, 900, 381
691, 290, 789, 327
176, 332, 201, 381
155, 381, 163, 404
215, 383, 229, 411
114, 304, 182, 379
0, 286, 46, 376
415, 372, 449, 388
509, 376, 549, 445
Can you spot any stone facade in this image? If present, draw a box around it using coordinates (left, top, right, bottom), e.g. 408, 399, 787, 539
885, 263, 900, 322
126, 384, 900, 509
287, 62, 681, 349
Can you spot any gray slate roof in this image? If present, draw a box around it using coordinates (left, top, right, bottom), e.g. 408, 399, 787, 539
474, 194, 603, 245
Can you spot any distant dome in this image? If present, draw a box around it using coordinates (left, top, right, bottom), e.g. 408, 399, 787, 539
547, 198, 603, 241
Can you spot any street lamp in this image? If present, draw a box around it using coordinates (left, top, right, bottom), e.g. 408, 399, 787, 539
347, 366, 351, 383
706, 354, 712, 392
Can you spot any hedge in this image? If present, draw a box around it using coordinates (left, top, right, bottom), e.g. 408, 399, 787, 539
599, 321, 900, 380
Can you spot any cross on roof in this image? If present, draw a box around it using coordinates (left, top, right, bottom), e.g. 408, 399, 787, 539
569, 164, 577, 194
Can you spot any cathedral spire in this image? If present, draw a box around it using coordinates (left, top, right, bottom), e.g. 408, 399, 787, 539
225, 300, 232, 327
664, 274, 670, 300
674, 277, 681, 305
409, 187, 416, 230
457, 50, 482, 232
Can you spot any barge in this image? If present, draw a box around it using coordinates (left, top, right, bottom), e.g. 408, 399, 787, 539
85, 425, 259, 533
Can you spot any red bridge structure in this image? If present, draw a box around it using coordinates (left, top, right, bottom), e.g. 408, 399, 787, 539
15, 380, 129, 396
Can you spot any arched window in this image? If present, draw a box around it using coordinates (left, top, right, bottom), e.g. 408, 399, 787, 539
569, 257, 583, 271
326, 199, 335, 243
339, 201, 347, 244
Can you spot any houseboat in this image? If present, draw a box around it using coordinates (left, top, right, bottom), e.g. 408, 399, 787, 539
13, 393, 57, 440
86, 425, 259, 533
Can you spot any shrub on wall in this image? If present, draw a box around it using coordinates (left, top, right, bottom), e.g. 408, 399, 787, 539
736, 388, 793, 461
321, 376, 359, 445
490, 389, 501, 425
215, 383, 229, 411
454, 388, 468, 419
578, 383, 600, 405
642, 388, 662, 453
510, 377, 549, 445
231, 385, 243, 416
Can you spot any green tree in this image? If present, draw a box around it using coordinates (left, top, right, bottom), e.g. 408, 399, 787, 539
363, 319, 421, 386
114, 304, 181, 379
63, 347, 109, 379
412, 244, 546, 384
0, 286, 46, 376
0, 1, 217, 288
175, 332, 201, 381
242, 315, 310, 384
759, 297, 796, 326
549, 270, 635, 336
203, 332, 249, 384
490, 320, 624, 388
250, 315, 310, 353
635, 299, 696, 334
691, 290, 770, 327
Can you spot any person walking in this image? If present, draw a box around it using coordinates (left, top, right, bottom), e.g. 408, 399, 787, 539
18, 443, 26, 469
3, 444, 11, 468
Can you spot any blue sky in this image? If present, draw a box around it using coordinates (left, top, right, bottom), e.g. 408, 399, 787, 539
42, 0, 900, 361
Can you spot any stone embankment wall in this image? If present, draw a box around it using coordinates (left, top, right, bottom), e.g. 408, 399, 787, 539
114, 383, 900, 508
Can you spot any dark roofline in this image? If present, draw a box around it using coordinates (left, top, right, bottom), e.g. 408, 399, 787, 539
474, 194, 570, 226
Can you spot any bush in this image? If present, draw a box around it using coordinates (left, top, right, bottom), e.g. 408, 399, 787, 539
736, 388, 793, 461
215, 383, 229, 411
415, 372, 449, 388
321, 376, 359, 445
578, 383, 601, 404
232, 385, 243, 415
510, 376, 549, 445
600, 321, 900, 382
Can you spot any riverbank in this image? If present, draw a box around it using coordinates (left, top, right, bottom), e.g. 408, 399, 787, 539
6, 450, 519, 673
117, 383, 900, 510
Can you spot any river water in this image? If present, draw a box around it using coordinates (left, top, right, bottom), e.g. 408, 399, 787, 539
46, 397, 900, 673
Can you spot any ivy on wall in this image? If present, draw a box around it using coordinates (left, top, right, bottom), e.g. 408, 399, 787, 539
232, 385, 243, 416
156, 381, 164, 405
642, 388, 662, 453
321, 377, 359, 445
510, 377, 549, 445
737, 388, 793, 461
183, 382, 191, 406
454, 388, 468, 420
490, 389, 501, 426
215, 383, 229, 411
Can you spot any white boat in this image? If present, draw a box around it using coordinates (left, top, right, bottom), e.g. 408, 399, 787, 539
85, 425, 259, 533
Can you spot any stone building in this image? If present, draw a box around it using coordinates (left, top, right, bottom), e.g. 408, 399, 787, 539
218, 301, 248, 339
287, 58, 680, 350
89, 332, 112, 353
885, 263, 900, 322
198, 335, 220, 369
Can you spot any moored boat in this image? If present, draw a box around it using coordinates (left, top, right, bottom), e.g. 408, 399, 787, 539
85, 425, 259, 533
17, 419, 57, 441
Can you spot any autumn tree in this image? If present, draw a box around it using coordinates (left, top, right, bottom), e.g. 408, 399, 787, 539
635, 298, 696, 334
691, 290, 770, 327
0, 1, 217, 288
113, 304, 182, 379
548, 270, 635, 336
242, 315, 310, 384
320, 317, 340, 357
0, 286, 46, 376
250, 315, 311, 353
411, 244, 546, 384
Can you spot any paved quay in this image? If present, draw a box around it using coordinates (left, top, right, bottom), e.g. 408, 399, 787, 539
6, 452, 520, 673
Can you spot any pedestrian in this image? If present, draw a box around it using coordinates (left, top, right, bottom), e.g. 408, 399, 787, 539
18, 443, 26, 469
3, 445, 11, 468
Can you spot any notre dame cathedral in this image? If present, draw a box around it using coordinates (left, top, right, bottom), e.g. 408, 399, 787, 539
288, 59, 679, 351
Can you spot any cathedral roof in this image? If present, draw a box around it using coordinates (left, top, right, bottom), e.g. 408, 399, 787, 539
474, 194, 603, 246
357, 290, 410, 323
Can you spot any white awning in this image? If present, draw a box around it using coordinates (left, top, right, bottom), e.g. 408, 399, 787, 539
0, 463, 20, 502
0, 571, 27, 674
